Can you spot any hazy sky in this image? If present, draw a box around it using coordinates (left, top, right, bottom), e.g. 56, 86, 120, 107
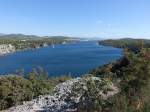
0, 0, 150, 38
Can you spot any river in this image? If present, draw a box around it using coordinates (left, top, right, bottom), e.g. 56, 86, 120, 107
0, 41, 122, 77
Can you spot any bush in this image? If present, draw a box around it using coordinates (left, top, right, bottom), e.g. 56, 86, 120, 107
0, 73, 71, 110
89, 48, 150, 112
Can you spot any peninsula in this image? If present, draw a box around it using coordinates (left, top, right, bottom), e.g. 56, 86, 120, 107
0, 34, 75, 55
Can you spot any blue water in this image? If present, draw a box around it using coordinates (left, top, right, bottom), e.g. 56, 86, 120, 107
0, 41, 122, 77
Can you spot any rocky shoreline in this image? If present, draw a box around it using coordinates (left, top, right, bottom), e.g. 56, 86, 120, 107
0, 44, 16, 55
3, 76, 119, 112
0, 43, 49, 56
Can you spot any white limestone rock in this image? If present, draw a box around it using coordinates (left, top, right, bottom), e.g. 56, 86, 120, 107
3, 76, 119, 112
0, 44, 15, 55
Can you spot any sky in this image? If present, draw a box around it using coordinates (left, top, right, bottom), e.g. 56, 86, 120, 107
0, 0, 150, 38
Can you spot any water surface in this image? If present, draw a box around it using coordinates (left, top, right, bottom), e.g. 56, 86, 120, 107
0, 41, 122, 77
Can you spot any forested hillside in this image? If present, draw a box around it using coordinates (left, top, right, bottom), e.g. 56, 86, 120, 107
88, 39, 150, 112
99, 38, 150, 53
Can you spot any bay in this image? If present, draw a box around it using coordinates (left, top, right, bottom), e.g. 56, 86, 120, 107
0, 41, 122, 77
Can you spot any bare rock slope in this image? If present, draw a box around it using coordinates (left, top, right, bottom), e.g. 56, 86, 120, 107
3, 76, 119, 112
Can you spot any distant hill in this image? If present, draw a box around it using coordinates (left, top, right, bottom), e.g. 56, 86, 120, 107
0, 33, 104, 42
0, 34, 76, 41
0, 33, 5, 36
43, 36, 74, 40
0, 34, 41, 40
99, 38, 150, 53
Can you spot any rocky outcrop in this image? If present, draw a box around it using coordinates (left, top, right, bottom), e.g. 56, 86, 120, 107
0, 44, 15, 55
3, 76, 119, 112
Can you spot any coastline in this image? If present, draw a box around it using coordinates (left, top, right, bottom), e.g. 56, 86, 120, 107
0, 42, 66, 56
